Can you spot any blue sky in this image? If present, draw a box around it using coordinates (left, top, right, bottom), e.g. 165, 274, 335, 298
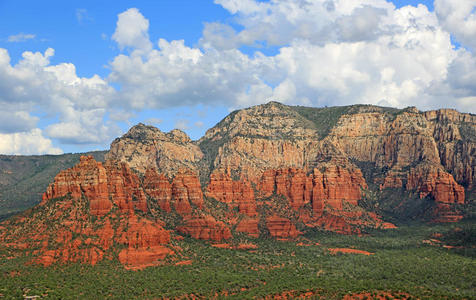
0, 0, 474, 155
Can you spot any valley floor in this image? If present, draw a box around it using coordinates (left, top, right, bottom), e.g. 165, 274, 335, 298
1, 221, 475, 299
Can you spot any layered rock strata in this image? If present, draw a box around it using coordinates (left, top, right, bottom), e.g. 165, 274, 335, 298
1, 102, 474, 269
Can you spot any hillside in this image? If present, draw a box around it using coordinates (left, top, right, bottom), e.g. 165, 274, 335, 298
0, 102, 475, 271
0, 151, 107, 220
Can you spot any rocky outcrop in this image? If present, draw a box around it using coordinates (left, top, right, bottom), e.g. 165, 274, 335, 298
144, 168, 205, 216
266, 216, 301, 239
144, 168, 172, 212
311, 166, 367, 211
42, 156, 148, 215
5, 156, 173, 269
2, 190, 171, 269
2, 102, 474, 270
107, 124, 203, 177
42, 155, 111, 216
329, 109, 441, 169
407, 165, 465, 222
200, 102, 321, 183
104, 160, 148, 213
236, 218, 259, 237
258, 166, 366, 212
424, 109, 476, 190
376, 172, 404, 189
407, 165, 465, 205
117, 215, 172, 269
178, 216, 232, 241
171, 171, 204, 215
207, 172, 257, 216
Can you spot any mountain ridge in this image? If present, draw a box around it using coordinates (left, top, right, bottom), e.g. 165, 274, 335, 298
1, 101, 474, 269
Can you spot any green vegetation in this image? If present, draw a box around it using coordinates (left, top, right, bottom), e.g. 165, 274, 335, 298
291, 105, 352, 138
0, 151, 106, 220
0, 221, 474, 299
291, 104, 401, 139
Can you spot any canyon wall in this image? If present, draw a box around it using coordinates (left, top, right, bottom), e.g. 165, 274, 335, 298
2, 102, 474, 268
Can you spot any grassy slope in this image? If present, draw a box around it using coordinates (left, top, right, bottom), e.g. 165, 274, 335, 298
0, 221, 474, 299
290, 104, 401, 139
0, 151, 106, 220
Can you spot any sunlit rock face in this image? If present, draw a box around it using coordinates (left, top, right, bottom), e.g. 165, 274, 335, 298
2, 102, 474, 268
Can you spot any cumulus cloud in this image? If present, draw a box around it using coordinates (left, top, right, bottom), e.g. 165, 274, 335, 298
8, 33, 36, 42
112, 8, 152, 53
3, 2, 476, 155
0, 129, 62, 155
435, 0, 476, 50
203, 0, 396, 48
108, 2, 476, 112
0, 47, 118, 151
0, 111, 38, 134
108, 38, 271, 109
45, 109, 121, 145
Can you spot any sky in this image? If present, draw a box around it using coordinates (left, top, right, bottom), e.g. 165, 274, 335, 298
0, 0, 475, 155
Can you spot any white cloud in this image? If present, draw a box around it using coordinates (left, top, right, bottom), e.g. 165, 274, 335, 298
204, 0, 396, 49
3, 2, 476, 155
108, 38, 270, 109
0, 129, 62, 155
112, 8, 152, 53
109, 2, 476, 113
45, 109, 121, 145
0, 47, 118, 146
435, 0, 476, 50
8, 33, 36, 42
0, 111, 38, 133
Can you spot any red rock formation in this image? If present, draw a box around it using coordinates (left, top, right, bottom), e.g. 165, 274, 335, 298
118, 246, 173, 270
117, 215, 172, 269
377, 172, 404, 189
178, 216, 232, 241
4, 102, 473, 271
104, 160, 148, 213
171, 171, 204, 215
319, 215, 360, 235
328, 248, 374, 255
258, 168, 313, 210
236, 218, 259, 237
3, 196, 172, 269
207, 172, 257, 216
312, 166, 367, 211
407, 165, 465, 222
144, 168, 172, 212
117, 215, 170, 248
42, 155, 111, 216
42, 156, 149, 215
6, 156, 174, 269
266, 216, 301, 239
407, 166, 465, 205
258, 166, 366, 213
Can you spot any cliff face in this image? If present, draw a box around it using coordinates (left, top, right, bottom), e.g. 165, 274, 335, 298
1, 102, 474, 268
325, 106, 473, 219
424, 109, 476, 190
106, 124, 203, 177
10, 156, 173, 269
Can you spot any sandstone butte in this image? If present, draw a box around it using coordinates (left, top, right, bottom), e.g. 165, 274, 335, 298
0, 102, 474, 268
